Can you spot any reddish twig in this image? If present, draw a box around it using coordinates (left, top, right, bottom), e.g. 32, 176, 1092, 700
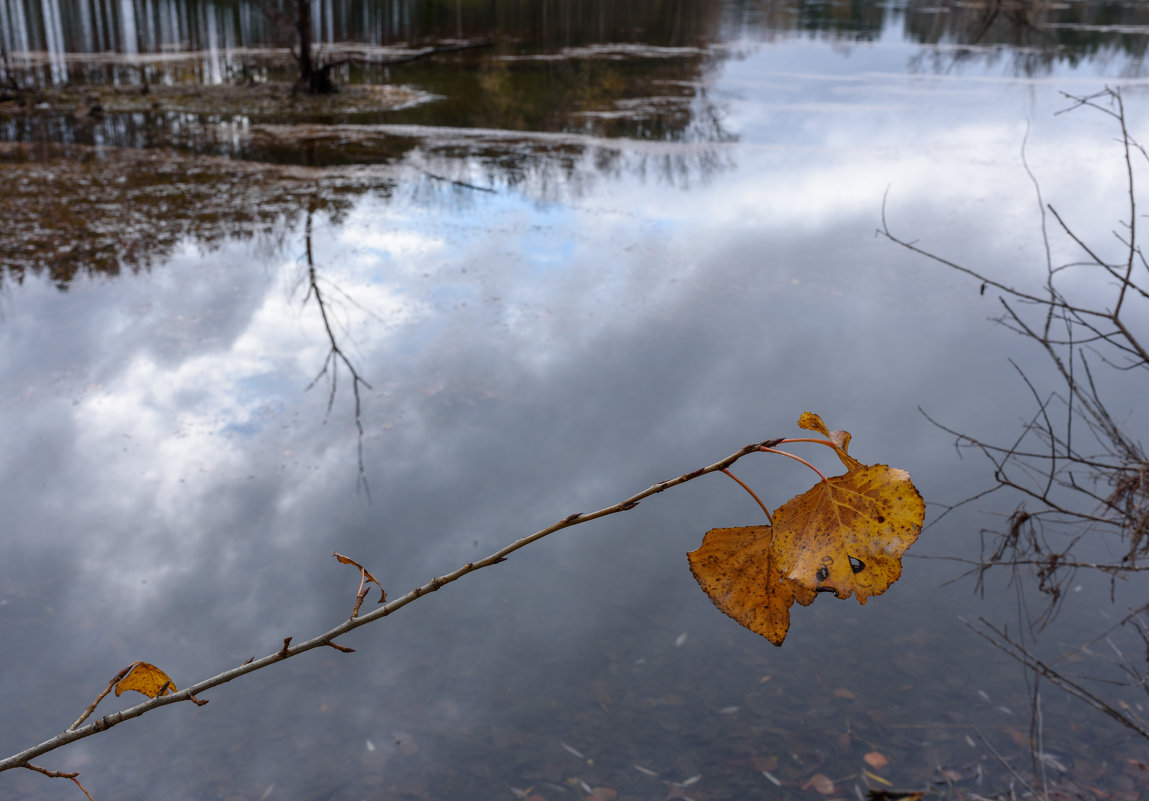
720, 468, 773, 524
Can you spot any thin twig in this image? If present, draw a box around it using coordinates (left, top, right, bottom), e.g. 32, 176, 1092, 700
22, 763, 95, 801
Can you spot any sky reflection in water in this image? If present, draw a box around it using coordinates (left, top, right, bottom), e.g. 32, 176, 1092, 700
2, 10, 1149, 801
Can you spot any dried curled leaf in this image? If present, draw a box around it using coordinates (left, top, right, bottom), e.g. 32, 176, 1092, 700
798, 411, 862, 471
114, 661, 177, 699
333, 551, 386, 617
772, 464, 924, 603
687, 526, 815, 646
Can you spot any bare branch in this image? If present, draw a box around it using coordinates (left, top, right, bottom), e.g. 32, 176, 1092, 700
0, 436, 780, 775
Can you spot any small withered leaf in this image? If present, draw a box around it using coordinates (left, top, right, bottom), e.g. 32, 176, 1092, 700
114, 662, 177, 699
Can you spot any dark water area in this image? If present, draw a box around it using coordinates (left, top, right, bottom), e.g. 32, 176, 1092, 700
2, 2, 1149, 801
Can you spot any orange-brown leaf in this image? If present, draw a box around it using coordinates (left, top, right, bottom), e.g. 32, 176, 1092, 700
687, 525, 816, 646
864, 752, 890, 770
771, 464, 924, 603
333, 551, 386, 609
114, 661, 177, 699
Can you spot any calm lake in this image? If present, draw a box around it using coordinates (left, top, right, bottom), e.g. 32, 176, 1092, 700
2, 2, 1148, 800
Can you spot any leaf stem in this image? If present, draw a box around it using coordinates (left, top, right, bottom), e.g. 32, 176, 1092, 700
760, 446, 828, 483
775, 437, 838, 449
720, 469, 772, 524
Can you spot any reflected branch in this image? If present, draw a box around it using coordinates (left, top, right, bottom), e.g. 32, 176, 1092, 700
301, 203, 372, 497
962, 616, 1149, 740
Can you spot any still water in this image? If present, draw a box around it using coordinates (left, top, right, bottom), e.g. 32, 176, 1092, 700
2, 2, 1148, 800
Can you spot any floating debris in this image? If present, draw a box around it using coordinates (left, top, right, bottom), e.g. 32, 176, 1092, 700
561, 742, 586, 759
634, 764, 659, 777
1037, 752, 1068, 772
675, 632, 688, 647
761, 770, 781, 787
365, 739, 375, 752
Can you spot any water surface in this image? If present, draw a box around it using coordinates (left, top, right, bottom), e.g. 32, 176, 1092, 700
2, 3, 1148, 800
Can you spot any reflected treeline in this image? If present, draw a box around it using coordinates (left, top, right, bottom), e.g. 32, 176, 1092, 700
730, 0, 1149, 74
0, 0, 725, 87
6, 1, 1149, 89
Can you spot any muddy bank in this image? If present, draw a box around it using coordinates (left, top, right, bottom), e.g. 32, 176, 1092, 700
0, 141, 396, 281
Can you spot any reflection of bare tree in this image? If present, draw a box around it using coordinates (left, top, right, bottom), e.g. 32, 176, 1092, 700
881, 88, 1149, 758
301, 201, 373, 496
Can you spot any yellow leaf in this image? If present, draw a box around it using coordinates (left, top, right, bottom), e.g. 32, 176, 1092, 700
771, 464, 924, 603
114, 661, 177, 699
687, 525, 815, 646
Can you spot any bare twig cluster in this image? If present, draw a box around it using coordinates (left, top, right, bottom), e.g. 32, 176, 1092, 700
883, 87, 1149, 619
880, 86, 1149, 760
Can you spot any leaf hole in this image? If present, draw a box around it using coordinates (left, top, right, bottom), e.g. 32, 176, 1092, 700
848, 556, 866, 574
